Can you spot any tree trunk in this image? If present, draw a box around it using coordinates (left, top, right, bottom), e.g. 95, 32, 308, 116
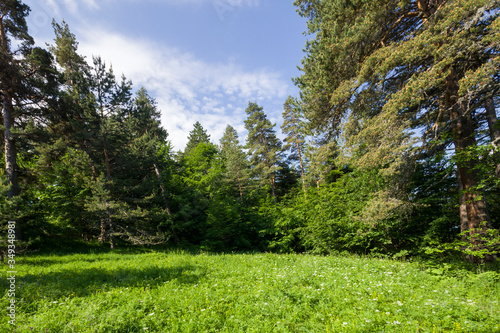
98, 221, 107, 243
270, 173, 277, 202
259, 128, 277, 202
108, 213, 115, 250
101, 128, 116, 249
446, 70, 490, 261
485, 97, 500, 190
2, 94, 22, 240
237, 176, 244, 201
2, 95, 18, 199
295, 139, 307, 198
450, 103, 489, 231
457, 169, 469, 233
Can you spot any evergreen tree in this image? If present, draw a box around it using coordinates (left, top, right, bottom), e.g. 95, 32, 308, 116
49, 20, 98, 177
303, 139, 337, 188
0, 0, 33, 201
0, 1, 60, 241
294, 0, 500, 259
244, 102, 282, 201
220, 125, 250, 200
281, 96, 307, 195
112, 88, 173, 245
185, 121, 211, 154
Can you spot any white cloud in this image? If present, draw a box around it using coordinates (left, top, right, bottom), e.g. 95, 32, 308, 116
43, 0, 259, 13
77, 28, 289, 150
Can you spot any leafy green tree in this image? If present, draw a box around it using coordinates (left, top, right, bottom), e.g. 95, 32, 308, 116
244, 102, 282, 201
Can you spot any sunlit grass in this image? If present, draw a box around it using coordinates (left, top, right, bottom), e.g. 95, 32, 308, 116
2, 251, 499, 332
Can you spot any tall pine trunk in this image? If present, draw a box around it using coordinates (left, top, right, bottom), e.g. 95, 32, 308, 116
446, 70, 490, 260
2, 94, 18, 199
485, 97, 500, 191
2, 93, 21, 240
260, 129, 277, 202
0, 14, 21, 240
457, 169, 469, 234
295, 140, 307, 197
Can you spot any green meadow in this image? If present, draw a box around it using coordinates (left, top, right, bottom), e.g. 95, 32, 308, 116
2, 251, 499, 333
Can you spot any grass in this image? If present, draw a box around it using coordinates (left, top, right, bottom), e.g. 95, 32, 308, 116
2, 249, 499, 332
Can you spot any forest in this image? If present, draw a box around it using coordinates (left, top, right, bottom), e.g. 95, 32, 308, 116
1, 0, 500, 262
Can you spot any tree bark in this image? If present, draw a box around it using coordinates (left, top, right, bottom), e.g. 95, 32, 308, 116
485, 97, 500, 190
108, 212, 115, 250
457, 169, 469, 233
295, 139, 307, 198
2, 94, 21, 240
1, 14, 20, 231
259, 128, 277, 202
2, 94, 18, 199
446, 70, 490, 256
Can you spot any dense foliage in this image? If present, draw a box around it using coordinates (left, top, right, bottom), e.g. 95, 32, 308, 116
1, 0, 499, 261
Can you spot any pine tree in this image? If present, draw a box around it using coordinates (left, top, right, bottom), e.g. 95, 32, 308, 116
281, 96, 307, 195
185, 121, 211, 154
49, 20, 98, 177
485, 98, 500, 190
303, 139, 337, 188
244, 102, 282, 201
127, 87, 172, 215
0, 0, 33, 201
294, 0, 500, 258
220, 125, 250, 200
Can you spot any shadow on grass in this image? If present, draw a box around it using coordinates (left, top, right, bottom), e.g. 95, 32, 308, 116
11, 263, 205, 303
18, 250, 169, 267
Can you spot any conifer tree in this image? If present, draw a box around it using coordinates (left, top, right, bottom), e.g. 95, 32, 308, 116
49, 20, 98, 177
0, 0, 33, 202
0, 1, 57, 242
294, 0, 500, 257
303, 139, 337, 188
282, 96, 307, 195
185, 121, 211, 154
244, 102, 282, 201
220, 125, 250, 200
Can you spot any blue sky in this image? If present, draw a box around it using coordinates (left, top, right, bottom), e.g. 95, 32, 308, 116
23, 0, 309, 150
